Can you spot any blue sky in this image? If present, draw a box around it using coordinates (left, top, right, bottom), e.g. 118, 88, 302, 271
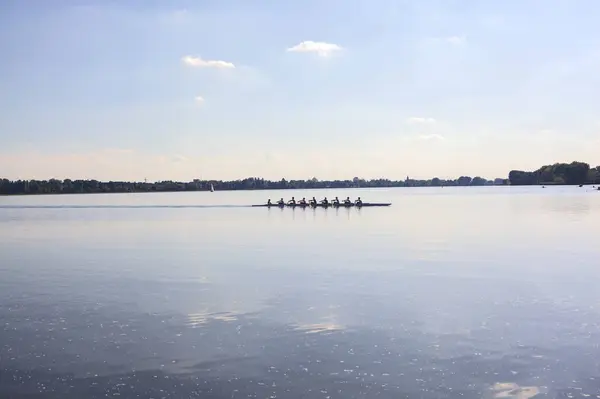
1, 0, 599, 181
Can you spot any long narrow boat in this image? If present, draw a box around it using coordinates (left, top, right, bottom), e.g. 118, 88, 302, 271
251, 202, 391, 208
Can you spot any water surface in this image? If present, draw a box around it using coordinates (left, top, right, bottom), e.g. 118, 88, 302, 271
1, 186, 600, 398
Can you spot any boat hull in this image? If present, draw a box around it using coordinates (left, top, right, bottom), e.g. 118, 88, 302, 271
252, 203, 391, 208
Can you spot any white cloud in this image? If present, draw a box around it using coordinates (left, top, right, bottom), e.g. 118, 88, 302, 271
182, 55, 235, 69
407, 117, 436, 124
173, 154, 189, 163
286, 41, 343, 57
195, 96, 205, 105
166, 9, 189, 23
445, 35, 466, 45
424, 35, 467, 46
417, 134, 445, 141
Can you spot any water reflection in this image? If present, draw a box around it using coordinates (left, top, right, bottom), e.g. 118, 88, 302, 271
3, 295, 600, 398
489, 383, 541, 399
541, 196, 592, 216
1, 187, 600, 398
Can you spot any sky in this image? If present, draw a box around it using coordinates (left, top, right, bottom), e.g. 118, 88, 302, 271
1, 0, 599, 182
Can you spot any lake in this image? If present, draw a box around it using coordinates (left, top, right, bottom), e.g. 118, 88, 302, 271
1, 186, 600, 398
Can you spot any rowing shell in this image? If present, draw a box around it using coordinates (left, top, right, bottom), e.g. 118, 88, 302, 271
251, 202, 391, 208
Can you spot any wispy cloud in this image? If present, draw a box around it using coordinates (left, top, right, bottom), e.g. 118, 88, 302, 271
417, 134, 445, 141
286, 41, 343, 57
155, 153, 192, 166
161, 9, 190, 25
424, 35, 467, 46
182, 55, 235, 69
478, 15, 506, 30
195, 96, 205, 105
537, 129, 556, 135
407, 117, 436, 124
444, 35, 467, 45
173, 154, 189, 163
105, 148, 135, 155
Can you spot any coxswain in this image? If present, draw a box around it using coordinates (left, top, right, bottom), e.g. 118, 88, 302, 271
343, 196, 352, 205
321, 197, 329, 206
355, 197, 363, 206
277, 198, 285, 206
288, 196, 296, 205
267, 199, 272, 206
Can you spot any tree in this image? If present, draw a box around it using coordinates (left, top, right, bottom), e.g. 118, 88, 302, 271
589, 167, 600, 184
1, 161, 598, 195
471, 176, 487, 186
561, 161, 589, 185
509, 170, 537, 185
457, 176, 472, 186
509, 162, 591, 185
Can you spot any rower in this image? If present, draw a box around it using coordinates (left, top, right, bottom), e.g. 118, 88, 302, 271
343, 196, 352, 205
288, 196, 296, 205
333, 196, 340, 206
321, 197, 329, 206
299, 197, 307, 205
355, 197, 363, 206
310, 196, 317, 206
277, 198, 285, 205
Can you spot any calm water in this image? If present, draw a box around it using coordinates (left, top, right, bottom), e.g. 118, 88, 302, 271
1, 186, 600, 398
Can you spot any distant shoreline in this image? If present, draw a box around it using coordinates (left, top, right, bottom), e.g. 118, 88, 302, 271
0, 161, 598, 196
0, 177, 507, 196
0, 185, 502, 197
1, 183, 598, 198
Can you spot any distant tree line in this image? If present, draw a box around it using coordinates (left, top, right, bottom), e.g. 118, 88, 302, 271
508, 162, 600, 186
0, 175, 506, 195
0, 161, 597, 195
